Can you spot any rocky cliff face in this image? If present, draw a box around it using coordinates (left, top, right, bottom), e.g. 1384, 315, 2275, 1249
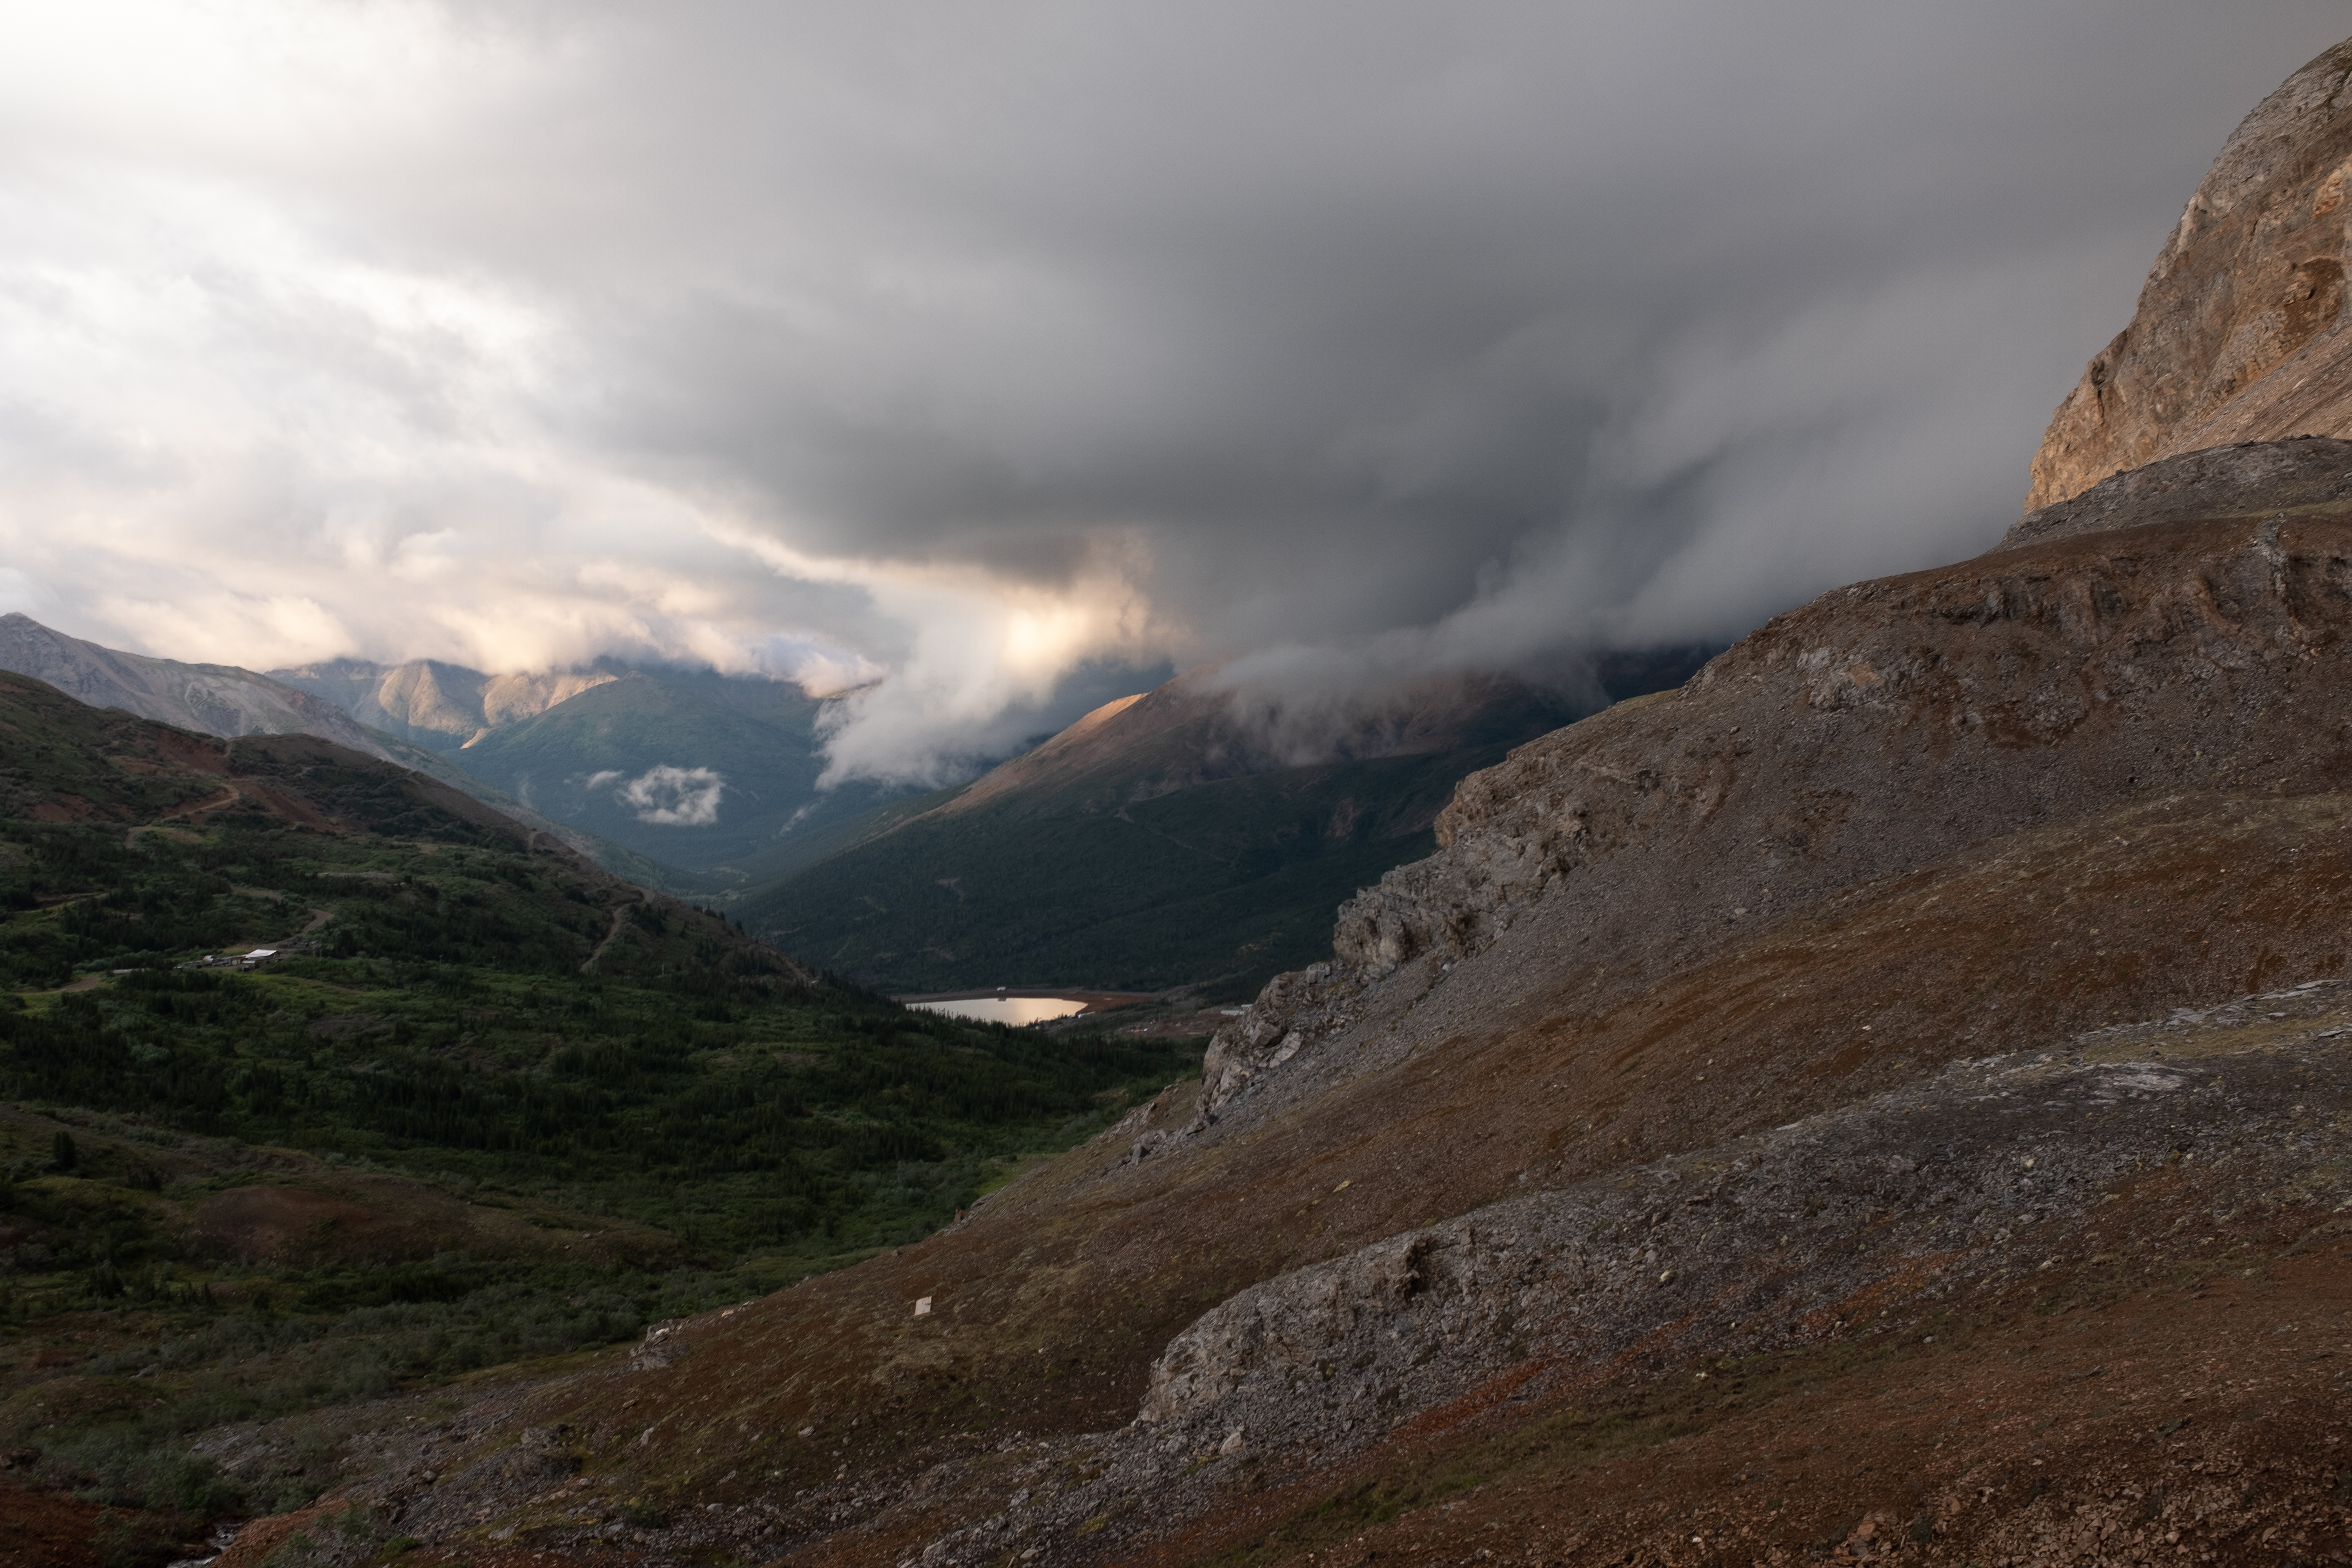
269, 658, 617, 748
2026, 38, 2352, 509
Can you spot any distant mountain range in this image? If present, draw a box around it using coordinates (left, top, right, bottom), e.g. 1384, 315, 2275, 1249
267, 659, 903, 879
419, 668, 908, 879
0, 617, 883, 887
0, 615, 711, 888
0, 610, 1710, 988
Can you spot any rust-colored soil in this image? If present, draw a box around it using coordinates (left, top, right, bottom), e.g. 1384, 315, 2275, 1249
1120, 1252, 2352, 1568
210, 1500, 347, 1568
192, 1185, 424, 1264
0, 1479, 105, 1568
345, 784, 2339, 1568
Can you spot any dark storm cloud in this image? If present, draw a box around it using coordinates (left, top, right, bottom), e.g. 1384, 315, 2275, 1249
533, 0, 2348, 648
0, 1, 2345, 779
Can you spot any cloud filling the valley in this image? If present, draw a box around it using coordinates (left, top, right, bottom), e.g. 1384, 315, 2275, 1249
1, 1, 2345, 782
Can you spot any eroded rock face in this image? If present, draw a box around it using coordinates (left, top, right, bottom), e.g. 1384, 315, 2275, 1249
1191, 963, 1345, 1127
2025, 38, 2352, 510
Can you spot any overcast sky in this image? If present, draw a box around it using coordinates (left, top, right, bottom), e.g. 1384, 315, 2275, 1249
1, 2, 2344, 782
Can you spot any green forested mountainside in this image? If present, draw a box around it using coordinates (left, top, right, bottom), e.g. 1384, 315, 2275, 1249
741, 748, 1495, 995
352, 724, 716, 895
440, 669, 905, 876
0, 670, 1201, 1533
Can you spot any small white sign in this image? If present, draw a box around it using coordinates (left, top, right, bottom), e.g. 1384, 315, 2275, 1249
913, 1296, 932, 1316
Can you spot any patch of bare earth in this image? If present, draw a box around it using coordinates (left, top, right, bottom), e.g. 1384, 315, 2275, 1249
1136, 1253, 2352, 1568
0, 1476, 106, 1568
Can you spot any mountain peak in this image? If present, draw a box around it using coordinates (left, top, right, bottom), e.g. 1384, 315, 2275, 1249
2025, 36, 2352, 510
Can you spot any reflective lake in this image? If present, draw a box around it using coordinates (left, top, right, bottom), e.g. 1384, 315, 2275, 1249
907, 995, 1090, 1026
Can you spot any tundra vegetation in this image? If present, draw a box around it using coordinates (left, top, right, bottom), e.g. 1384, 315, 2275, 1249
0, 675, 1203, 1554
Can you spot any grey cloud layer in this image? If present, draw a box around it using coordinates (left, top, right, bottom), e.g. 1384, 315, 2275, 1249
0, 1, 2345, 780
467, 0, 2352, 634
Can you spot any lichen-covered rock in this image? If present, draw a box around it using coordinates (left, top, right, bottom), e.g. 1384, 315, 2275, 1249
628, 1320, 686, 1370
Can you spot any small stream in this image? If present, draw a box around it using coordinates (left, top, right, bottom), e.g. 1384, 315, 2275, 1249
165, 1523, 243, 1568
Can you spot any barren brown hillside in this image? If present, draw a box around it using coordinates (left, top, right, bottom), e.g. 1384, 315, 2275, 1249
207, 477, 2352, 1568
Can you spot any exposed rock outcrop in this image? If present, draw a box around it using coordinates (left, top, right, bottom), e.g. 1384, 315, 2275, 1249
269, 657, 617, 748
2026, 38, 2352, 509
908, 989, 2352, 1566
